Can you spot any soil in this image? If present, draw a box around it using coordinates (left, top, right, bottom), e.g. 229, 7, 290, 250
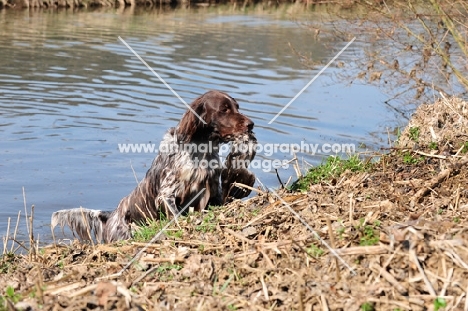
1, 96, 468, 311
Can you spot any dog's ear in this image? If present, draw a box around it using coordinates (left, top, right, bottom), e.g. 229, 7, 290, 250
178, 95, 207, 142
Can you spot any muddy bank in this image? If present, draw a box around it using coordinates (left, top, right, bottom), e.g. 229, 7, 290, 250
1, 96, 468, 310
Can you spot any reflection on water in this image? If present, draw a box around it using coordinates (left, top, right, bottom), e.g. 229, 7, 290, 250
0, 5, 390, 241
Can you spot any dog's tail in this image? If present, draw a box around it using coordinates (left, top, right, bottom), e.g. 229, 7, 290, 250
51, 208, 110, 242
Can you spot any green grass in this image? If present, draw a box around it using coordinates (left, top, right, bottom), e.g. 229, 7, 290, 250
290, 155, 372, 192
360, 302, 375, 311
402, 152, 423, 165
195, 209, 217, 233
434, 297, 447, 311
429, 141, 438, 150
462, 142, 468, 153
0, 252, 16, 274
409, 126, 420, 142
155, 263, 182, 281
0, 286, 22, 309
133, 213, 172, 242
306, 244, 324, 258
356, 219, 381, 246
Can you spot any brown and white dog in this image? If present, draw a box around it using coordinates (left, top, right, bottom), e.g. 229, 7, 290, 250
51, 90, 256, 243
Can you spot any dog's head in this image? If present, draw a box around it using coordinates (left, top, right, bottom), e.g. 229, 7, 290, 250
178, 90, 254, 143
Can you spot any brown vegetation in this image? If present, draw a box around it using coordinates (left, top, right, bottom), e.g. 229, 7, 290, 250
1, 96, 468, 310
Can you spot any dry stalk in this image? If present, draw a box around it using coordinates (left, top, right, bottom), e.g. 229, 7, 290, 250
326, 217, 340, 282
232, 182, 265, 195
439, 267, 453, 297
297, 288, 303, 311
11, 211, 21, 253
348, 193, 354, 223
454, 183, 461, 210
413, 150, 447, 159
3, 217, 11, 255
23, 187, 29, 235
320, 295, 329, 311
29, 204, 36, 260
260, 274, 269, 301
140, 256, 185, 263
409, 248, 436, 296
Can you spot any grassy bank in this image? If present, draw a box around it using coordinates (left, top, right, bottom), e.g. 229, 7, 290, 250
1, 96, 468, 310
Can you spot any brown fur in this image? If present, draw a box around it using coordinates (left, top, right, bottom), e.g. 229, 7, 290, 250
51, 90, 256, 242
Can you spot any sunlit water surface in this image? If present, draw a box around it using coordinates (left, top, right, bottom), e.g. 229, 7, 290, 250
0, 6, 398, 242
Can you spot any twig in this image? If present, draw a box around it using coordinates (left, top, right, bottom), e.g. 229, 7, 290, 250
320, 295, 329, 311
349, 193, 354, 223
454, 184, 461, 210
260, 274, 269, 301
224, 228, 254, 245
466, 284, 468, 311
68, 284, 98, 297
326, 217, 340, 282
29, 205, 35, 259
3, 217, 11, 255
275, 169, 285, 189
140, 256, 185, 263
132, 265, 160, 286
297, 288, 304, 311
292, 152, 302, 178
10, 211, 21, 253
334, 245, 389, 256
23, 187, 29, 241
410, 167, 451, 206
410, 248, 436, 296
232, 182, 265, 195
413, 150, 447, 159
439, 268, 453, 297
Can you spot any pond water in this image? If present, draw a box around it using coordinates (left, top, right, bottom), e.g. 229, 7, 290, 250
0, 5, 396, 242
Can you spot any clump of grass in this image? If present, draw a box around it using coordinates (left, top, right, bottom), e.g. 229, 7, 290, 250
196, 209, 217, 233
402, 152, 423, 165
434, 297, 447, 311
0, 252, 17, 274
461, 142, 468, 153
133, 214, 170, 242
291, 155, 372, 192
360, 302, 375, 311
306, 244, 324, 258
409, 126, 420, 142
356, 219, 380, 246
428, 141, 438, 150
156, 263, 182, 281
0, 286, 22, 308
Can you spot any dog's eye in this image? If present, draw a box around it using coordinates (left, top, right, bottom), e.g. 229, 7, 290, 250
222, 107, 230, 113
